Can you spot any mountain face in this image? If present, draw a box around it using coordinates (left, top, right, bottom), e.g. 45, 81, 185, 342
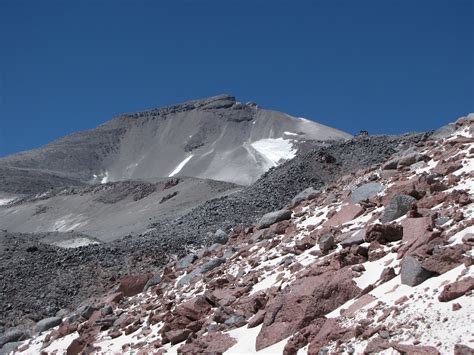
0, 95, 351, 193
4, 115, 473, 355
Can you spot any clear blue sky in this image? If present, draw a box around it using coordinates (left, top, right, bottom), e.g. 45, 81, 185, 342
0, 0, 472, 157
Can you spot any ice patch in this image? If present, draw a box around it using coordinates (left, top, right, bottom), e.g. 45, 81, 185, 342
0, 198, 15, 206
251, 138, 296, 166
101, 171, 110, 184
169, 155, 194, 177
284, 131, 298, 136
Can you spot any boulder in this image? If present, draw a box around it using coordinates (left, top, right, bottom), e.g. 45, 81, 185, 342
77, 304, 98, 320
0, 329, 28, 348
165, 329, 191, 345
143, 274, 162, 292
438, 277, 474, 302
118, 273, 153, 297
291, 187, 319, 206
175, 295, 212, 321
213, 229, 229, 245
340, 229, 365, 248
0, 341, 22, 355
365, 223, 403, 244
318, 234, 335, 252
256, 268, 359, 350
398, 153, 428, 167
381, 194, 417, 223
400, 256, 435, 286
35, 317, 62, 333
177, 257, 225, 287
257, 209, 292, 229
176, 253, 198, 270
177, 332, 237, 354
350, 183, 383, 203
324, 204, 364, 228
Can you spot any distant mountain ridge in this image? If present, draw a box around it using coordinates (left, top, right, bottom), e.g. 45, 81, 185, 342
0, 94, 351, 193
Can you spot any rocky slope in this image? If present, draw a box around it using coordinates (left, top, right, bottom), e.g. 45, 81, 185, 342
3, 115, 472, 354
0, 94, 351, 194
0, 133, 424, 333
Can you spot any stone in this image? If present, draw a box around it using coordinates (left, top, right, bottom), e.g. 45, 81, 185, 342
454, 344, 474, 355
176, 253, 198, 270
318, 234, 335, 252
383, 158, 399, 170
0, 329, 28, 348
365, 223, 403, 244
324, 204, 365, 228
381, 194, 417, 223
247, 310, 266, 328
0, 341, 22, 354
77, 304, 98, 320
175, 295, 212, 321
177, 332, 237, 354
400, 256, 435, 286
165, 329, 191, 345
291, 187, 319, 206
35, 317, 62, 333
213, 229, 229, 244
224, 315, 246, 328
340, 229, 366, 248
143, 274, 162, 292
257, 210, 292, 229
350, 183, 383, 203
256, 268, 359, 350
177, 257, 225, 287
438, 277, 474, 302
118, 273, 153, 297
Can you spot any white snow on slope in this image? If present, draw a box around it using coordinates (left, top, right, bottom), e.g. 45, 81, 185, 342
251, 138, 296, 166
0, 198, 15, 206
284, 131, 298, 136
169, 155, 194, 177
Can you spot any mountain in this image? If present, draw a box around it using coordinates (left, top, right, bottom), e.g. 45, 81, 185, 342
0, 94, 351, 195
3, 115, 472, 354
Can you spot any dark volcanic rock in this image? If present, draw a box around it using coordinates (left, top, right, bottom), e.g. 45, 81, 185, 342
400, 256, 435, 286
381, 194, 417, 223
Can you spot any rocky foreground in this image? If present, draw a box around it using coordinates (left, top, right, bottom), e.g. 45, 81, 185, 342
2, 116, 474, 354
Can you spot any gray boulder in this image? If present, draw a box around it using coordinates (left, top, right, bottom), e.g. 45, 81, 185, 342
382, 158, 399, 170
340, 229, 366, 248
400, 256, 435, 286
0, 329, 28, 348
35, 317, 62, 333
177, 257, 225, 287
398, 153, 427, 167
143, 274, 162, 292
77, 304, 98, 320
0, 341, 22, 355
257, 209, 292, 229
350, 183, 383, 203
176, 253, 198, 270
213, 229, 228, 245
381, 194, 416, 223
224, 315, 247, 328
291, 187, 319, 206
319, 234, 335, 252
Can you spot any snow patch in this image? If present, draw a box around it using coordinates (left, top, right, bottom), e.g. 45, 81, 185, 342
283, 131, 298, 136
251, 138, 296, 167
169, 155, 194, 177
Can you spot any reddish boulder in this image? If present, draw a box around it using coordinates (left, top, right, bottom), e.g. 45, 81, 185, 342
178, 331, 237, 354
438, 277, 474, 302
454, 344, 474, 355
117, 273, 153, 297
323, 204, 364, 228
256, 268, 360, 350
174, 295, 212, 321
421, 245, 466, 274
165, 329, 191, 345
365, 223, 403, 244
